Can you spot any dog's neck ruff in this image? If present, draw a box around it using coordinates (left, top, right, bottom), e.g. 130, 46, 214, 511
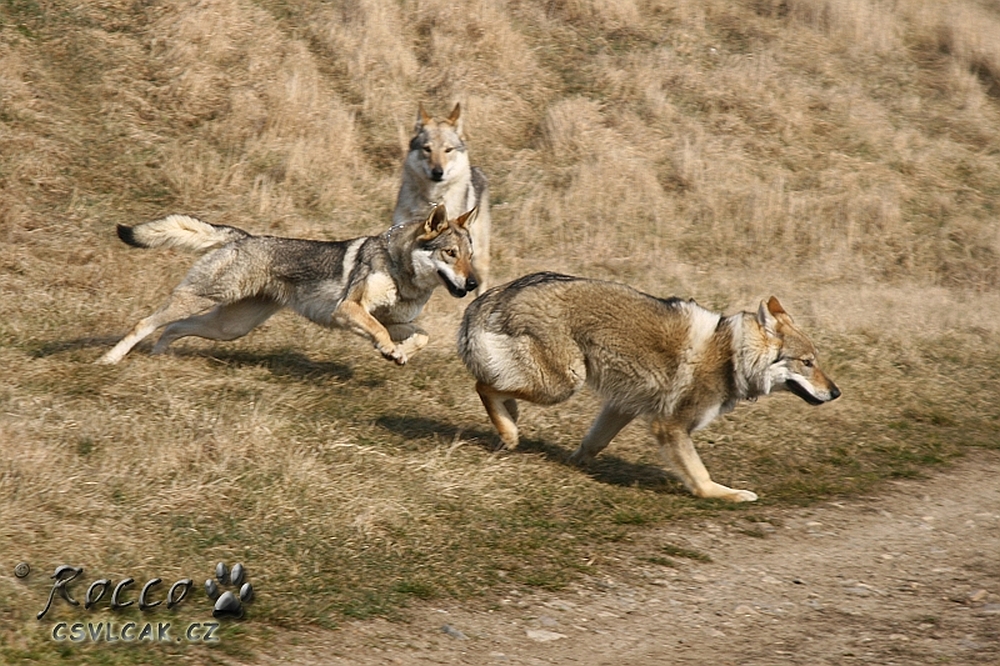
729, 313, 779, 401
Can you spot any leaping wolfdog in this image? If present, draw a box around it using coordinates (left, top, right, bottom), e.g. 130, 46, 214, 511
458, 272, 841, 502
98, 205, 478, 365
392, 103, 491, 295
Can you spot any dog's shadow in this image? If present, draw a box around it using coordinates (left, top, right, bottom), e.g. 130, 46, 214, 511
31, 336, 121, 358
187, 348, 355, 382
376, 415, 679, 493
32, 338, 355, 382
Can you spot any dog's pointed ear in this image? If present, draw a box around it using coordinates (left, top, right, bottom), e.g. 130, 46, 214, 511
447, 102, 464, 136
767, 295, 795, 324
757, 298, 779, 337
416, 103, 432, 131
421, 204, 450, 238
454, 207, 477, 229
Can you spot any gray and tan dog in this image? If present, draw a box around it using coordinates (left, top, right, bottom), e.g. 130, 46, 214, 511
98, 205, 478, 366
392, 103, 491, 295
458, 272, 841, 502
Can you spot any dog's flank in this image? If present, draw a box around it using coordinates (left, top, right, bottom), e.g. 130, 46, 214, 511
458, 272, 841, 503
393, 103, 491, 295
97, 205, 478, 366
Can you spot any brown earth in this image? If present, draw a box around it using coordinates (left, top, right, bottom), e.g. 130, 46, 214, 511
247, 450, 1000, 665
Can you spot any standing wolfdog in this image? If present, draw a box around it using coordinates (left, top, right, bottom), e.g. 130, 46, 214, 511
458, 273, 841, 502
392, 103, 491, 295
98, 205, 478, 365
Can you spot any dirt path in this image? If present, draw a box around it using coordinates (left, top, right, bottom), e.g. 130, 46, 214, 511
253, 450, 1000, 665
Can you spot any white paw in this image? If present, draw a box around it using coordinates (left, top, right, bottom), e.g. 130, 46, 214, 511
379, 344, 407, 366
695, 483, 758, 503
729, 489, 759, 503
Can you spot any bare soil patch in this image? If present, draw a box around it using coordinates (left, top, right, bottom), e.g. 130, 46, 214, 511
255, 450, 1000, 665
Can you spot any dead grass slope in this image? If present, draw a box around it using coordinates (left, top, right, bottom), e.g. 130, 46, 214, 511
1, 0, 999, 663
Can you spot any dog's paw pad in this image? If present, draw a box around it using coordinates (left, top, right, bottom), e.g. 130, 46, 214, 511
205, 562, 253, 619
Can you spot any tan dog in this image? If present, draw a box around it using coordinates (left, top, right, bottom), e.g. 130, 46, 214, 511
458, 273, 841, 502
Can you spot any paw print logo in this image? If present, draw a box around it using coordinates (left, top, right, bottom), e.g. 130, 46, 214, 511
204, 562, 253, 619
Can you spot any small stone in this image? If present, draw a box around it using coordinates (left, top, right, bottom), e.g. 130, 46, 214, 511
442, 624, 468, 640
526, 629, 567, 642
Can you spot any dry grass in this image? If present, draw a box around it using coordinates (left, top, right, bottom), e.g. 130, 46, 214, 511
2, 0, 1000, 663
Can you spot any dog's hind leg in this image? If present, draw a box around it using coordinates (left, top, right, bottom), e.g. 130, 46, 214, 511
152, 297, 282, 354
96, 290, 216, 365
476, 382, 521, 450
651, 417, 758, 502
568, 402, 635, 465
503, 399, 519, 424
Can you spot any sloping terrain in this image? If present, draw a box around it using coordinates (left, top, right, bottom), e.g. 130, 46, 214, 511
2, 1, 999, 664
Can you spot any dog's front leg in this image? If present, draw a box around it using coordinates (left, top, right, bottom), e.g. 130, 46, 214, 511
385, 323, 430, 360
651, 417, 758, 502
333, 300, 407, 365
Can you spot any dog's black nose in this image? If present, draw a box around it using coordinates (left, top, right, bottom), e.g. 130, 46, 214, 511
829, 385, 841, 401
430, 167, 444, 181
465, 276, 479, 293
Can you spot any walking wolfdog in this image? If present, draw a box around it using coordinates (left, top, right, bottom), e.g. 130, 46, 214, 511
98, 205, 478, 365
458, 273, 841, 502
392, 103, 491, 295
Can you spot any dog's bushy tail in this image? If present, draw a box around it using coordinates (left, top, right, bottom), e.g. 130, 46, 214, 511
117, 214, 249, 253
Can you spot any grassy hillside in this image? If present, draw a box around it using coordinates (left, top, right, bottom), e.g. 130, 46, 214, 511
2, 0, 1000, 663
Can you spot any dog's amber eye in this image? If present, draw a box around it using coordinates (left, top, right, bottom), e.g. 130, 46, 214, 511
422, 145, 432, 153
802, 358, 814, 368
443, 248, 457, 258
445, 147, 454, 153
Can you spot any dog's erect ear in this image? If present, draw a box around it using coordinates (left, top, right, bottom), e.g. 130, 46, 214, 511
454, 207, 477, 230
767, 296, 787, 318
421, 204, 450, 238
446, 102, 464, 136
757, 298, 779, 338
767, 295, 795, 326
416, 103, 432, 131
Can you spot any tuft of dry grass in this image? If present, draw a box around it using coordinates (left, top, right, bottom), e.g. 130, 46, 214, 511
2, 0, 1000, 663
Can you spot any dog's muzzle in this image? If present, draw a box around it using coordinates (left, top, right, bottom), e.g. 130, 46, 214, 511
786, 379, 839, 405
439, 270, 476, 298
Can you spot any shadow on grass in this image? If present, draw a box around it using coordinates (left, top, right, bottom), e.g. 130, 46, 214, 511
376, 414, 679, 493
33, 338, 356, 382
376, 414, 497, 450
30, 336, 121, 357
191, 348, 355, 382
